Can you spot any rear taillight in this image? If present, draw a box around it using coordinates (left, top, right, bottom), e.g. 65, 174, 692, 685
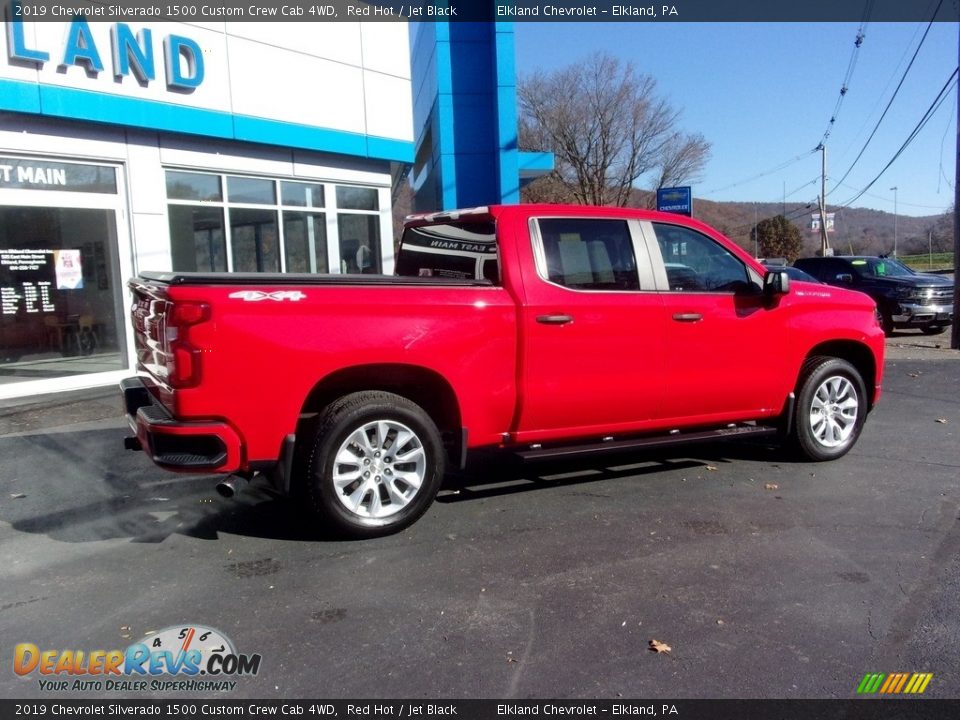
163, 302, 210, 389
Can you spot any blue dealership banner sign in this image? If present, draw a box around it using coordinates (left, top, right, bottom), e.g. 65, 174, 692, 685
657, 186, 692, 216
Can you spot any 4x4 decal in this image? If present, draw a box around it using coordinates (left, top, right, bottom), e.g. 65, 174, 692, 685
228, 291, 306, 302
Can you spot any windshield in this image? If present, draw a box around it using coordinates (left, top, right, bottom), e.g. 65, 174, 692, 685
851, 258, 915, 278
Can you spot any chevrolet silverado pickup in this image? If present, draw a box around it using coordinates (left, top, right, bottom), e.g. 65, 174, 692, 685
122, 204, 885, 537
793, 255, 954, 335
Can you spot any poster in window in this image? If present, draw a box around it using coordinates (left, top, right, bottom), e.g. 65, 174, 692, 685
54, 250, 84, 290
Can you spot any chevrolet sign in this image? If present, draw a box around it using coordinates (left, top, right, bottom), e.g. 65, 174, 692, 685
656, 186, 693, 216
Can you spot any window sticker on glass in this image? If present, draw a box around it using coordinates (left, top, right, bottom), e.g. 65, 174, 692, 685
396, 222, 497, 282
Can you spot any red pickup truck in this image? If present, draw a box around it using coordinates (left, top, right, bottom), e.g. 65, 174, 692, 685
122, 204, 885, 537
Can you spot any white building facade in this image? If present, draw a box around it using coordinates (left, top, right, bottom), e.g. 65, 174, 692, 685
0, 18, 413, 399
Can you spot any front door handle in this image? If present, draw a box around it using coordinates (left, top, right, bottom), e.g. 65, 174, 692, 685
537, 314, 574, 325
672, 313, 703, 322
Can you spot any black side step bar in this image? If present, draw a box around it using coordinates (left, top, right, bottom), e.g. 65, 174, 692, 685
516, 425, 778, 462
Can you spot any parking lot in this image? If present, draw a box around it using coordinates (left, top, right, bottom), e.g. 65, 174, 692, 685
0, 333, 958, 699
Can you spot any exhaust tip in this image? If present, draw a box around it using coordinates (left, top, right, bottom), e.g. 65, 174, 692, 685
216, 475, 249, 499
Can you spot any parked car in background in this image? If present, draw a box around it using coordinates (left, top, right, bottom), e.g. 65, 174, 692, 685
794, 255, 954, 335
760, 260, 822, 284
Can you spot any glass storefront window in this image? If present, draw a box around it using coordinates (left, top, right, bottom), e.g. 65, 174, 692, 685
281, 181, 324, 208
227, 176, 276, 205
283, 211, 327, 273
336, 186, 378, 211
165, 171, 221, 202
338, 214, 381, 274
0, 207, 126, 382
230, 208, 280, 273
165, 171, 383, 275
168, 206, 227, 272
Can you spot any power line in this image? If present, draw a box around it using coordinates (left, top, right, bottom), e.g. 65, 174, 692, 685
816, 2, 872, 147
728, 199, 818, 235
837, 67, 959, 209
700, 151, 814, 197
937, 90, 956, 193
830, 0, 944, 191
831, 180, 952, 210
784, 177, 819, 200
837, 13, 927, 165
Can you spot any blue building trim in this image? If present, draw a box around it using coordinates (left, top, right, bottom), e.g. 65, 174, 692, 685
0, 78, 41, 113
0, 79, 414, 163
410, 21, 553, 212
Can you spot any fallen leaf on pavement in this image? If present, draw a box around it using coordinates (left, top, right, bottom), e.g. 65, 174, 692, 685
705, 465, 718, 471
10, 493, 26, 499
649, 639, 671, 654
764, 483, 779, 491
935, 418, 948, 424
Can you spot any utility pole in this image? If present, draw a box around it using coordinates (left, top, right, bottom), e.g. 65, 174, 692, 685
818, 144, 830, 255
754, 205, 758, 258
954, 22, 960, 350
890, 186, 898, 256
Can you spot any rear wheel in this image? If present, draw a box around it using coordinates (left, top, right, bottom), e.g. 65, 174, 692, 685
792, 357, 867, 461
921, 325, 946, 335
303, 391, 445, 538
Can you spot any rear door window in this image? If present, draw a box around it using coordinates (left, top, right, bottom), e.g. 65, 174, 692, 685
535, 218, 640, 291
396, 221, 498, 283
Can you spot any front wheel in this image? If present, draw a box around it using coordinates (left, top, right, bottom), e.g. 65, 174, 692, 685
921, 325, 946, 335
792, 357, 867, 461
303, 391, 445, 538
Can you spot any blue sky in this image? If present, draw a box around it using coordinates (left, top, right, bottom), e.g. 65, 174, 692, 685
514, 22, 957, 217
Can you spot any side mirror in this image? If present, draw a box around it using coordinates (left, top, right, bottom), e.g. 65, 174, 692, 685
763, 270, 790, 298
835, 273, 854, 284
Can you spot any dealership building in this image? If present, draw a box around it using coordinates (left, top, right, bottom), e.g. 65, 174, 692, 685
0, 16, 547, 399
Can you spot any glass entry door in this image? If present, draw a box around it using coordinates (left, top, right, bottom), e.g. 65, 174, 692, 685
0, 158, 131, 396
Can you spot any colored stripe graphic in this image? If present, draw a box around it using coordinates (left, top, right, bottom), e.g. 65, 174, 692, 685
857, 673, 884, 693
904, 673, 934, 694
857, 672, 933, 694
880, 673, 909, 693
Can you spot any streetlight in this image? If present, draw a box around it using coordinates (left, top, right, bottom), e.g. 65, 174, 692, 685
890, 186, 898, 257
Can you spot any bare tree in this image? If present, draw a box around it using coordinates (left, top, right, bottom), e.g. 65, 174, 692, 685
519, 53, 710, 207
646, 132, 711, 208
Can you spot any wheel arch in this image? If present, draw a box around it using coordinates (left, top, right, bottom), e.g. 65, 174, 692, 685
297, 364, 464, 465
801, 340, 878, 409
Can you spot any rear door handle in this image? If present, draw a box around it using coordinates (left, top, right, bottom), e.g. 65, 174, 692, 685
537, 314, 574, 325
672, 313, 702, 322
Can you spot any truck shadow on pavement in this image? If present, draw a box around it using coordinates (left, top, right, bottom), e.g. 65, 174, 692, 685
1, 426, 788, 544
439, 440, 785, 503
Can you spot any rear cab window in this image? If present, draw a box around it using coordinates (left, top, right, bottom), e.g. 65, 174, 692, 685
396, 221, 498, 283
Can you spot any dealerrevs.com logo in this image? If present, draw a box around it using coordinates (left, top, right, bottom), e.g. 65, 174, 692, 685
14, 625, 262, 693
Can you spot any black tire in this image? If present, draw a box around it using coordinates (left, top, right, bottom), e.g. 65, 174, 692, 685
879, 310, 894, 336
792, 356, 867, 461
921, 325, 946, 335
303, 391, 445, 538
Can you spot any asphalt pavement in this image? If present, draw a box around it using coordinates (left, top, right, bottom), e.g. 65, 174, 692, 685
0, 334, 957, 700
